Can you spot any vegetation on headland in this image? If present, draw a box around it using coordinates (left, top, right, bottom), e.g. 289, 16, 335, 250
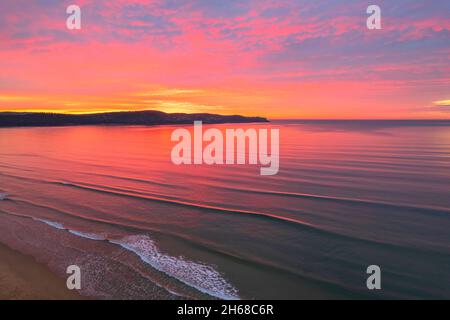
0, 110, 269, 127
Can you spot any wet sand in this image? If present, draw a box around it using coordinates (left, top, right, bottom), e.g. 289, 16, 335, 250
0, 242, 83, 300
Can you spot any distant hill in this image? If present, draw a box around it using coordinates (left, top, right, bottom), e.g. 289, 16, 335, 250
0, 110, 269, 127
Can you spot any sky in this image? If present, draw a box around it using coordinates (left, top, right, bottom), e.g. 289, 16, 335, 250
0, 0, 449, 119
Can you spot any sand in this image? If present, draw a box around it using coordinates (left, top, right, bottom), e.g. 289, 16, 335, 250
0, 242, 83, 300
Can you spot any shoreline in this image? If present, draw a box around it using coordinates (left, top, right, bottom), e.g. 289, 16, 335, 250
0, 242, 84, 300
0, 110, 269, 128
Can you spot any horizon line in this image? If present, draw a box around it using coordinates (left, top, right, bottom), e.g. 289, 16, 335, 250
1, 110, 450, 122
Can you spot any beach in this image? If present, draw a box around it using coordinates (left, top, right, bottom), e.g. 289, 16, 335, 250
0, 242, 81, 300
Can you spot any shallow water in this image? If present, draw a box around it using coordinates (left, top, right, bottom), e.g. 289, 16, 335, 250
0, 121, 449, 299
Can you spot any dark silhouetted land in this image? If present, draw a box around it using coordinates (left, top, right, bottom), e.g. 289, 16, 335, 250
0, 111, 268, 127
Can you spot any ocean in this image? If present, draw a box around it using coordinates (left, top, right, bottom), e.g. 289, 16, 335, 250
0, 120, 449, 299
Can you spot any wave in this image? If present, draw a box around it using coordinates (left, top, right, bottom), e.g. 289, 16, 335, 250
50, 181, 450, 254
111, 235, 240, 300
3, 198, 448, 299
55, 181, 317, 227
10, 188, 450, 259
33, 218, 65, 229
0, 172, 316, 229
68, 230, 107, 241
31, 218, 239, 300
216, 186, 450, 216
87, 172, 179, 189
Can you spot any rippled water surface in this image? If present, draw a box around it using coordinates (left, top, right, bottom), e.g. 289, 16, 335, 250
0, 121, 449, 299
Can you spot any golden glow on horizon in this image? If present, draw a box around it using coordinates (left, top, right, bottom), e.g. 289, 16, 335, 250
0, 87, 263, 116
1, 109, 137, 115
1, 90, 449, 119
434, 100, 450, 106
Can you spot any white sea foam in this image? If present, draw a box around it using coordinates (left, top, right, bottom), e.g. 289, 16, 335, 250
34, 218, 65, 230
0, 193, 8, 200
30, 218, 239, 300
110, 235, 240, 300
68, 230, 107, 241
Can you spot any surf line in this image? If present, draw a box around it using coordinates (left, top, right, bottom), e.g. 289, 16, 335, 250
171, 121, 279, 176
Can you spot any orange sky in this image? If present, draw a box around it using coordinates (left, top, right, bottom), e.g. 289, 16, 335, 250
0, 0, 449, 119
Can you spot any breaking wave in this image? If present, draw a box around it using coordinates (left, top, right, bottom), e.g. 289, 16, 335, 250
111, 235, 239, 300
32, 218, 239, 300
